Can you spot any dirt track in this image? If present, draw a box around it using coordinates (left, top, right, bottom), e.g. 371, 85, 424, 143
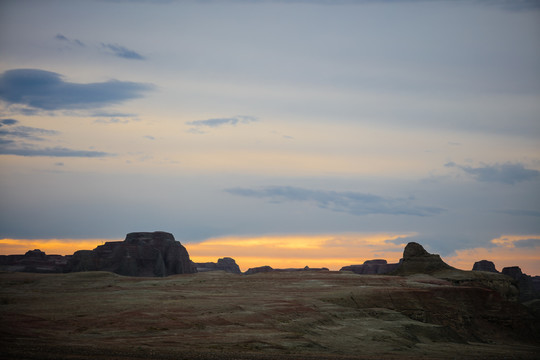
1, 271, 539, 359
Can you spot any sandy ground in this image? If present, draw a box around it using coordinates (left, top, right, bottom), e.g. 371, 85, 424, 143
1, 270, 539, 359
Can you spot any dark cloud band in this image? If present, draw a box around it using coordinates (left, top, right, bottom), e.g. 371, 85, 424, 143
225, 185, 445, 217
445, 161, 540, 185
0, 69, 153, 111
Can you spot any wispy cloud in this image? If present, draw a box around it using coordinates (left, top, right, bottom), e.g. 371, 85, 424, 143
445, 161, 540, 185
0, 69, 153, 111
101, 43, 145, 60
0, 119, 60, 141
0, 146, 111, 158
186, 115, 258, 133
55, 33, 85, 47
0, 119, 18, 126
225, 185, 445, 217
0, 118, 112, 158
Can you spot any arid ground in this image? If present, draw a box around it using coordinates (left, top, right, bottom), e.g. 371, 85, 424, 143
1, 270, 539, 359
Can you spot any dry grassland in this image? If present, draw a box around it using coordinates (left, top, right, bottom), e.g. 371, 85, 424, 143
1, 271, 538, 359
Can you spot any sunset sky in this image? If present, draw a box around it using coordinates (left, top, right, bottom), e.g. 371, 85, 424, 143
1, 0, 539, 275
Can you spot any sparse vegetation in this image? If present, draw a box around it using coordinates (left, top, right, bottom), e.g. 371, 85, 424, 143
1, 270, 539, 359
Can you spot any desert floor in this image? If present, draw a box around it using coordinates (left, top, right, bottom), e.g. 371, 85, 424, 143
1, 270, 539, 359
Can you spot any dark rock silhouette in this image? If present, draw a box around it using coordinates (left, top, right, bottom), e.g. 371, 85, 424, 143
244, 265, 328, 275
66, 231, 196, 277
0, 249, 68, 273
194, 257, 241, 274
274, 265, 329, 272
245, 265, 274, 275
340, 259, 400, 274
472, 260, 498, 273
393, 242, 453, 275
502, 266, 540, 302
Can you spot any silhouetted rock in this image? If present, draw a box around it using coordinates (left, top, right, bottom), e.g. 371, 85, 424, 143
195, 257, 241, 274
24, 249, 46, 258
244, 265, 328, 275
274, 266, 329, 272
394, 242, 453, 275
502, 266, 540, 302
0, 249, 68, 273
66, 231, 196, 277
472, 260, 498, 273
340, 259, 400, 274
245, 265, 274, 275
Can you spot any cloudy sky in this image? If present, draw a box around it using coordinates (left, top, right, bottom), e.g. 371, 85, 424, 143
1, 0, 539, 274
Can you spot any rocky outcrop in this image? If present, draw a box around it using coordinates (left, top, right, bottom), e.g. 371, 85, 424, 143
244, 265, 328, 275
472, 260, 498, 273
392, 243, 520, 301
0, 249, 68, 273
245, 265, 274, 275
66, 231, 196, 277
502, 266, 540, 302
274, 266, 329, 272
393, 242, 453, 275
194, 257, 241, 274
340, 259, 400, 274
472, 260, 540, 302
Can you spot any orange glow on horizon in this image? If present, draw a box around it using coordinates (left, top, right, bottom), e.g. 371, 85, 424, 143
188, 233, 411, 271
0, 238, 115, 256
2, 233, 539, 276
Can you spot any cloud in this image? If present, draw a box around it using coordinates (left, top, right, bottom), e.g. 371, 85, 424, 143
0, 69, 153, 111
225, 185, 445, 217
186, 115, 258, 133
0, 119, 19, 126
514, 238, 540, 248
101, 43, 145, 60
0, 118, 112, 158
0, 121, 60, 141
445, 161, 540, 185
0, 147, 111, 157
55, 33, 85, 47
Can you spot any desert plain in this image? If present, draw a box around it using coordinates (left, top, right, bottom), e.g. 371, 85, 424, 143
1, 269, 539, 360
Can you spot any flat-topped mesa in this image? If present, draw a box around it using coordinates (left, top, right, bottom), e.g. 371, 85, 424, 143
194, 257, 242, 274
66, 231, 197, 277
472, 260, 498, 273
340, 259, 400, 275
393, 242, 453, 275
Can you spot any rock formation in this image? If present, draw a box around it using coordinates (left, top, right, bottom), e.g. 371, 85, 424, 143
472, 260, 498, 273
194, 257, 241, 274
340, 259, 400, 274
244, 265, 328, 275
471, 261, 540, 303
0, 249, 68, 273
393, 242, 454, 275
245, 265, 274, 275
502, 266, 540, 302
66, 231, 196, 277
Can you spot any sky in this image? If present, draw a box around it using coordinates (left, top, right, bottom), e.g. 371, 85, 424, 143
1, 0, 539, 274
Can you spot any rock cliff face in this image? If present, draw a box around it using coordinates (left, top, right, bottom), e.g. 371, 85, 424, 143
472, 260, 498, 273
340, 259, 400, 274
393, 242, 453, 275
66, 231, 196, 277
502, 266, 540, 302
194, 257, 241, 274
